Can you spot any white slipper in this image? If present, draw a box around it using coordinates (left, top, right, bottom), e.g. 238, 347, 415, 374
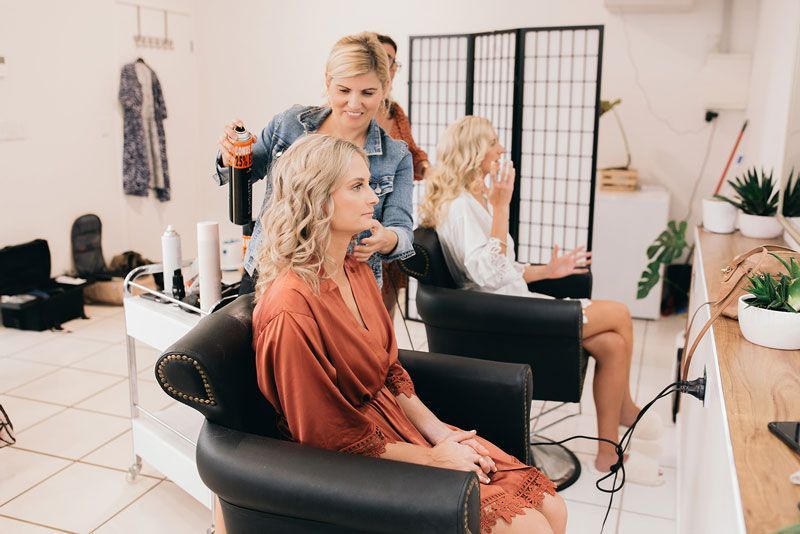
627, 437, 663, 460
620, 410, 664, 441
587, 452, 665, 487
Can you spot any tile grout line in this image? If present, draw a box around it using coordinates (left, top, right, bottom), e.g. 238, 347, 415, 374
0, 458, 75, 509
88, 479, 165, 533
0, 365, 63, 396
76, 458, 165, 481
76, 427, 135, 462
0, 511, 77, 533
3, 374, 128, 415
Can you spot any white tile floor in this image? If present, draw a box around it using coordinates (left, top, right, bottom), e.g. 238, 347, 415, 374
0, 303, 685, 533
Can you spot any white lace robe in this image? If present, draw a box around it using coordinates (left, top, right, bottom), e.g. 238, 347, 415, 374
436, 192, 590, 319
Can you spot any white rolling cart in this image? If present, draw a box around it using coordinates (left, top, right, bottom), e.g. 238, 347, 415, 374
123, 263, 232, 533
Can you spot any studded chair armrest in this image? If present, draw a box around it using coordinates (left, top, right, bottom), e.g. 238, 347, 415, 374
155, 294, 280, 438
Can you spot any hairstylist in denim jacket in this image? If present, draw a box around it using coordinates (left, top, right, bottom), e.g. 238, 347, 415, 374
213, 33, 414, 294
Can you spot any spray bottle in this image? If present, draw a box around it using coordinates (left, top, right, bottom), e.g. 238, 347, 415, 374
229, 125, 256, 257
161, 225, 181, 296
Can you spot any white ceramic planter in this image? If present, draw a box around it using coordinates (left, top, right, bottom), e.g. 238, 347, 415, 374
738, 294, 800, 350
738, 212, 783, 239
702, 198, 738, 233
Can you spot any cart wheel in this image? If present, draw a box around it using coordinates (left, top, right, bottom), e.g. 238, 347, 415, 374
125, 462, 142, 482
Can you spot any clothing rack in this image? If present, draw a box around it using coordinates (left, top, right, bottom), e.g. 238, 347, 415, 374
116, 1, 191, 50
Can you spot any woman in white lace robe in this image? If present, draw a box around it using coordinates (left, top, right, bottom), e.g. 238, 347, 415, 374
419, 116, 664, 486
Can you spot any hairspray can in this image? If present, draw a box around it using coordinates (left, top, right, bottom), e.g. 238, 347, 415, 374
229, 125, 256, 226
161, 225, 182, 296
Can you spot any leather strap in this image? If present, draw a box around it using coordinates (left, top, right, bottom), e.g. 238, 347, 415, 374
680, 271, 747, 381
679, 244, 796, 381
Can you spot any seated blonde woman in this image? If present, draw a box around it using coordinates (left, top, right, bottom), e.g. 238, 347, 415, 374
419, 116, 664, 485
251, 134, 567, 534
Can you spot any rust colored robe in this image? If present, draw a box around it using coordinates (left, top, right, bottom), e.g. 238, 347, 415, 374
253, 256, 555, 533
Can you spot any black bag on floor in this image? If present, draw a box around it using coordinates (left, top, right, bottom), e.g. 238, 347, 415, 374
71, 213, 112, 281
0, 239, 86, 331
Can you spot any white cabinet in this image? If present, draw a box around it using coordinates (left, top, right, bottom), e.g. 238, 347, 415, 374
591, 185, 670, 319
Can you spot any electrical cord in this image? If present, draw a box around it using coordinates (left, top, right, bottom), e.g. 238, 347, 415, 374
537, 377, 706, 533
619, 12, 710, 137
685, 119, 719, 221
385, 262, 710, 533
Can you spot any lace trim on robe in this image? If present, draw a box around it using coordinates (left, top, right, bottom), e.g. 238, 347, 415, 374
479, 468, 557, 534
479, 238, 525, 289
339, 426, 387, 458
385, 367, 416, 398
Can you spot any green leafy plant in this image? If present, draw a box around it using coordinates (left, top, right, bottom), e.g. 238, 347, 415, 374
783, 168, 800, 217
714, 167, 779, 216
637, 220, 688, 299
743, 253, 800, 313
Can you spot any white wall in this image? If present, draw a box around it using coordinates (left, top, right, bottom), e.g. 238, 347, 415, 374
2, 0, 793, 277
0, 0, 213, 274
740, 0, 800, 185
194, 0, 761, 239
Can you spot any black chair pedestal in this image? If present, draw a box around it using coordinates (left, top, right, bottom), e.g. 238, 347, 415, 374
531, 440, 581, 490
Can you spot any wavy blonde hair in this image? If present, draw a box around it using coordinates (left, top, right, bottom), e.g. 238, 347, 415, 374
255, 134, 368, 298
326, 32, 391, 92
419, 116, 495, 228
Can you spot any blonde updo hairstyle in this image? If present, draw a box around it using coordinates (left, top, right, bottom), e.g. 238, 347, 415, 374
419, 116, 496, 228
255, 134, 369, 298
325, 32, 391, 101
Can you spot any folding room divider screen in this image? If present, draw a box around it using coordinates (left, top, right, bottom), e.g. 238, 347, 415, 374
403, 26, 603, 321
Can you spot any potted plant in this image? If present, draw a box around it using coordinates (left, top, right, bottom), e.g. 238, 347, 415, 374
715, 167, 782, 238
597, 98, 638, 191
782, 169, 800, 250
637, 220, 687, 300
738, 253, 800, 350
783, 168, 800, 222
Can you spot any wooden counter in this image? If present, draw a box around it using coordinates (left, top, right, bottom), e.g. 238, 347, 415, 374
681, 227, 800, 533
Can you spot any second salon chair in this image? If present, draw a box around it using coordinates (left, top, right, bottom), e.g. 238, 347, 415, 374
399, 226, 592, 490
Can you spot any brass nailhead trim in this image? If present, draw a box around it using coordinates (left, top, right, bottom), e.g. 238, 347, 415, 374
524, 367, 531, 466
156, 354, 217, 406
399, 245, 430, 279
463, 477, 479, 532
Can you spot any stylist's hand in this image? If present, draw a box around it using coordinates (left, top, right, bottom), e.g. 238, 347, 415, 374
428, 430, 493, 484
544, 245, 592, 279
217, 119, 247, 168
353, 221, 398, 261
487, 160, 515, 210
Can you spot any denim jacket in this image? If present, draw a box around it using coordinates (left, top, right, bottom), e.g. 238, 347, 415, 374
213, 105, 415, 287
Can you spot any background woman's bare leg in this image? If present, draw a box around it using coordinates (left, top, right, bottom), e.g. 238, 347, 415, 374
582, 331, 628, 471
582, 301, 640, 425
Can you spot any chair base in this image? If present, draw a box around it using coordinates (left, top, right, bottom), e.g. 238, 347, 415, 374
530, 437, 581, 491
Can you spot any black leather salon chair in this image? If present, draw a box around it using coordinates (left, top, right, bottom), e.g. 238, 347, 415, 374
399, 226, 593, 489
155, 294, 533, 534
